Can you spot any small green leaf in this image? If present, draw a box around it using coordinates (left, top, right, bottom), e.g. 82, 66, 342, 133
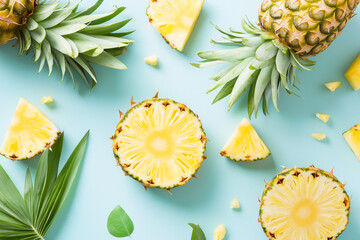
107, 205, 134, 238
188, 223, 206, 240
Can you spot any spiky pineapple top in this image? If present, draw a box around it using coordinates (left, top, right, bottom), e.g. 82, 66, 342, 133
1, 0, 134, 88
193, 0, 359, 117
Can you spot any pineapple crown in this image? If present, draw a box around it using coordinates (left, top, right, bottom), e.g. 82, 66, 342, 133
17, 0, 134, 88
192, 20, 315, 118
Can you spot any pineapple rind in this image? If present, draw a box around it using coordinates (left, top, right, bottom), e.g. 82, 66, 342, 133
259, 166, 350, 240
0, 98, 61, 161
113, 98, 207, 190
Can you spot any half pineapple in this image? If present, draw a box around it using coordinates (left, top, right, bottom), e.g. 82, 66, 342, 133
147, 0, 204, 52
1, 98, 60, 161
343, 124, 360, 161
221, 118, 270, 161
112, 95, 207, 190
259, 166, 350, 240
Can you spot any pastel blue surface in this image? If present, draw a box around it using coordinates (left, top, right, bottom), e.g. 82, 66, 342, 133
0, 0, 359, 239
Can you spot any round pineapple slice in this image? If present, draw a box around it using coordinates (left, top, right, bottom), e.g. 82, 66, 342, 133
220, 118, 270, 161
112, 96, 207, 189
0, 98, 60, 161
259, 166, 350, 240
147, 0, 204, 52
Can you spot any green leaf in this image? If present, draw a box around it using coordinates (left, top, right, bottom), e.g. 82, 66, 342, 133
69, 0, 104, 19
213, 79, 236, 104
80, 18, 131, 35
32, 1, 60, 22
188, 223, 206, 240
107, 205, 134, 238
83, 51, 127, 70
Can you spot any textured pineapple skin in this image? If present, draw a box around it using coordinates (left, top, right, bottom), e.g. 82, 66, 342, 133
112, 98, 207, 190
259, 166, 350, 240
259, 0, 359, 57
345, 54, 360, 90
0, 0, 36, 45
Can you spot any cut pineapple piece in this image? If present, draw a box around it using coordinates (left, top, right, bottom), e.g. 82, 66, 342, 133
147, 0, 204, 52
221, 118, 270, 161
343, 124, 360, 161
345, 54, 360, 91
213, 224, 226, 240
259, 166, 350, 240
325, 81, 341, 92
41, 96, 54, 104
312, 133, 326, 141
230, 198, 240, 209
0, 98, 60, 161
145, 55, 158, 66
113, 96, 207, 189
316, 113, 329, 123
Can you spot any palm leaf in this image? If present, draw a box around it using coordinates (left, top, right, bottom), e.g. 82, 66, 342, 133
0, 131, 89, 239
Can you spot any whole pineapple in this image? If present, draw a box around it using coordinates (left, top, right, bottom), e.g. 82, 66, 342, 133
0, 0, 134, 88
193, 0, 359, 117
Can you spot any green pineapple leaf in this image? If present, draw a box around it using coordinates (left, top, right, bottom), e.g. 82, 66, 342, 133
0, 131, 89, 239
107, 205, 134, 238
188, 223, 206, 240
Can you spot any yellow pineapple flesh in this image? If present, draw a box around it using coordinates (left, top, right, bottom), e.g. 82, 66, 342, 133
345, 54, 360, 90
343, 124, 360, 161
147, 0, 204, 52
0, 98, 60, 160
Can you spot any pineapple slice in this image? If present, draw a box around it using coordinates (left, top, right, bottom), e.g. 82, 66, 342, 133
325, 81, 341, 92
312, 133, 326, 141
230, 198, 240, 209
113, 95, 207, 189
343, 124, 360, 161
41, 96, 54, 104
259, 166, 350, 240
213, 224, 226, 240
145, 55, 158, 66
0, 98, 60, 161
147, 0, 204, 52
345, 54, 360, 90
316, 113, 329, 123
221, 118, 270, 161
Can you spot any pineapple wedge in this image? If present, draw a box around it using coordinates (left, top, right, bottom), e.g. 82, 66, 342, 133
41, 96, 54, 104
145, 55, 158, 66
0, 98, 60, 160
312, 133, 326, 141
316, 113, 329, 123
345, 54, 360, 90
213, 224, 226, 240
147, 0, 204, 52
325, 81, 341, 92
343, 124, 360, 161
221, 118, 270, 161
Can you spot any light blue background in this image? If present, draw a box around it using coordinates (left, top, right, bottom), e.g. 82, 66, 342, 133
0, 0, 359, 239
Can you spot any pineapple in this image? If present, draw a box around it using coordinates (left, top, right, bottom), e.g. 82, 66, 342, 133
0, 98, 60, 160
147, 0, 204, 52
41, 96, 54, 104
343, 124, 360, 161
0, 0, 134, 88
112, 94, 207, 190
312, 133, 326, 141
345, 54, 360, 90
145, 55, 158, 66
316, 113, 329, 123
259, 166, 350, 240
221, 118, 270, 161
193, 0, 359, 116
213, 224, 226, 240
325, 81, 341, 92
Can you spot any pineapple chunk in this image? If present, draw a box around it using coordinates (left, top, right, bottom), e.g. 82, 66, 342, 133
312, 133, 326, 141
345, 54, 360, 90
41, 96, 54, 104
147, 0, 204, 52
316, 113, 329, 123
325, 81, 341, 92
230, 198, 240, 209
221, 118, 270, 161
145, 55, 158, 66
213, 224, 226, 240
0, 98, 60, 160
343, 124, 360, 161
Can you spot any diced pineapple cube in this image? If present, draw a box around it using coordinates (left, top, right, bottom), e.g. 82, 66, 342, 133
41, 96, 54, 104
230, 198, 240, 209
325, 82, 341, 92
316, 113, 329, 123
312, 133, 326, 141
214, 224, 226, 240
345, 54, 360, 91
145, 55, 158, 66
